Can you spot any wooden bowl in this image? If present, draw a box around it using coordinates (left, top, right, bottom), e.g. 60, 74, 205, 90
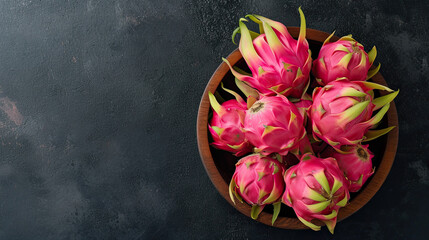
196, 28, 399, 229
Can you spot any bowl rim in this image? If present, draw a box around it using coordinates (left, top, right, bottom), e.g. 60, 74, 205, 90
196, 27, 399, 229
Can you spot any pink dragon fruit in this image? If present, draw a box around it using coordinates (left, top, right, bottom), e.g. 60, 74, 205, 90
244, 95, 306, 156
322, 144, 374, 192
312, 34, 380, 86
223, 8, 312, 98
282, 153, 350, 233
229, 154, 285, 224
208, 87, 252, 156
309, 79, 399, 151
293, 93, 312, 120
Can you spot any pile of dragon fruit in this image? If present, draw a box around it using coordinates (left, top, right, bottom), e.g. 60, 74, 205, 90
207, 8, 399, 233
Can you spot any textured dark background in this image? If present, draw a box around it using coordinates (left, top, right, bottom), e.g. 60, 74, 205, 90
0, 0, 427, 239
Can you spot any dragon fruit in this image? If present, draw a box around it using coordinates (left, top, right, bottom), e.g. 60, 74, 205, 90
208, 86, 252, 156
293, 93, 312, 120
244, 95, 306, 155
322, 144, 374, 192
223, 8, 312, 98
229, 154, 285, 224
282, 153, 350, 233
309, 79, 399, 151
312, 34, 380, 86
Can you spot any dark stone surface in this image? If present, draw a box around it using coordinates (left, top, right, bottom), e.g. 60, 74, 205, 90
0, 0, 426, 239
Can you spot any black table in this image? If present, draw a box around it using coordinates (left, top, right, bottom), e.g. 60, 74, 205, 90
0, 0, 427, 239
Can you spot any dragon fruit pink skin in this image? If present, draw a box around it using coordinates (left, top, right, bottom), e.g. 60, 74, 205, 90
208, 91, 252, 156
223, 8, 312, 98
244, 95, 306, 156
312, 34, 380, 86
293, 93, 312, 120
309, 79, 399, 151
282, 153, 350, 233
229, 154, 285, 224
322, 144, 374, 192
